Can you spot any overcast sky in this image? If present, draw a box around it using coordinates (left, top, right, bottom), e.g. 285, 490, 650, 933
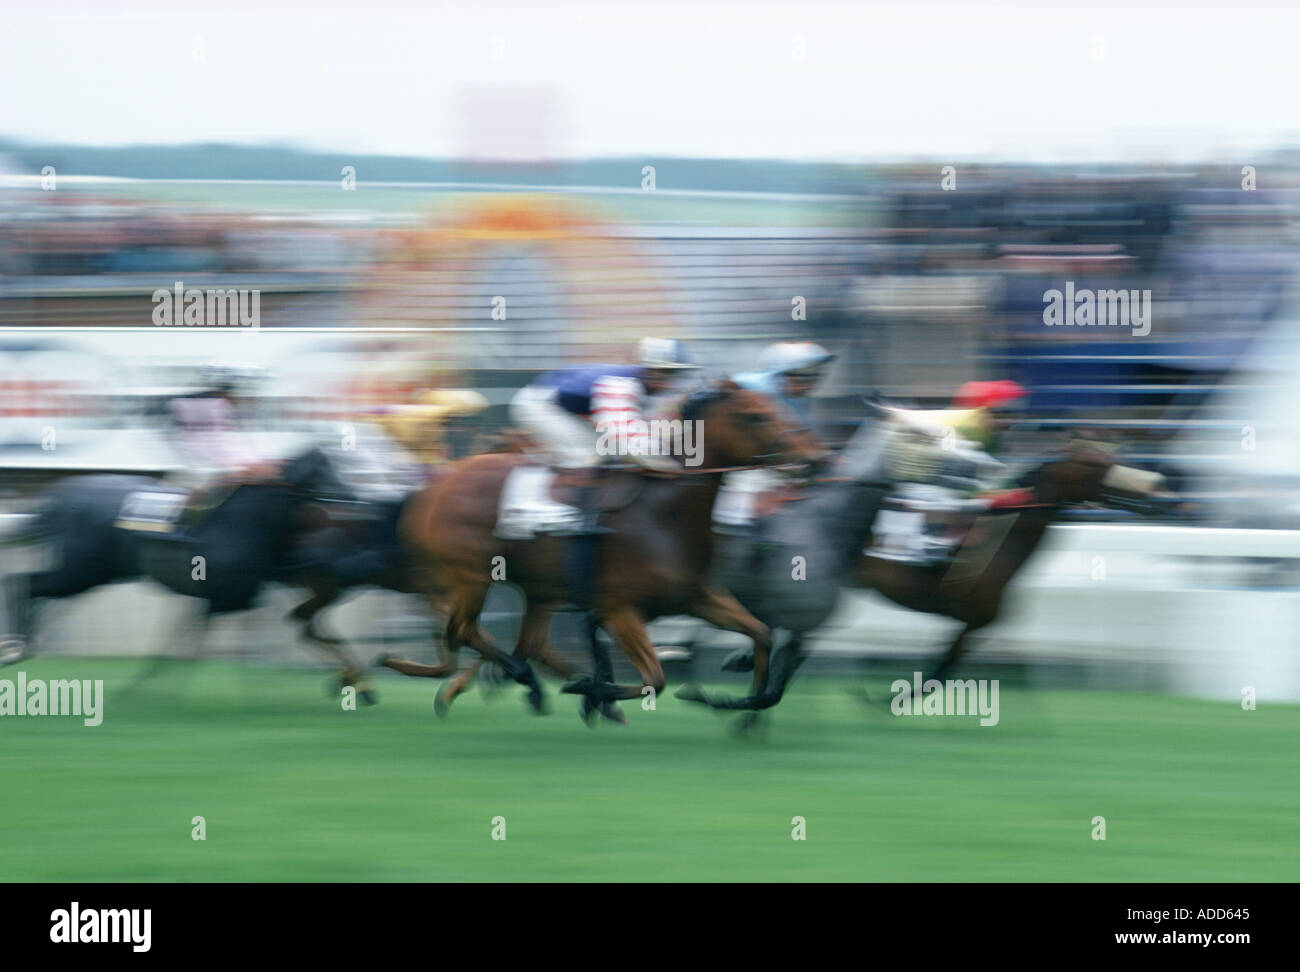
2, 0, 1298, 163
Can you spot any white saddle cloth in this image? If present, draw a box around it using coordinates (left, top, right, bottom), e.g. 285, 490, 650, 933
864, 485, 988, 563
495, 466, 585, 539
115, 489, 189, 533
712, 468, 779, 528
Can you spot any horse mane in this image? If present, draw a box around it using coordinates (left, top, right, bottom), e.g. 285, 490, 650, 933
480, 429, 532, 455
678, 380, 736, 424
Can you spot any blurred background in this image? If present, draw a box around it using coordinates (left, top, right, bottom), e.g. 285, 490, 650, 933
3, 0, 1300, 701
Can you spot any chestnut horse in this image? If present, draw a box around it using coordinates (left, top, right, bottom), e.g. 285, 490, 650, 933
381, 380, 827, 713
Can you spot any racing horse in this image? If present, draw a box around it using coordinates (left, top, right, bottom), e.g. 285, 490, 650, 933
0, 449, 418, 698
687, 440, 1172, 715
384, 380, 828, 714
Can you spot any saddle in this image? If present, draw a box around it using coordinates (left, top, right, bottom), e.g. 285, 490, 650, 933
548, 466, 644, 515
495, 463, 643, 540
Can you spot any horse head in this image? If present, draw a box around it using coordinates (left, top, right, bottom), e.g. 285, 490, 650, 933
679, 380, 828, 472
1033, 441, 1174, 514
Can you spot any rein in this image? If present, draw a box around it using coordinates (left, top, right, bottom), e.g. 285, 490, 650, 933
983, 487, 1052, 511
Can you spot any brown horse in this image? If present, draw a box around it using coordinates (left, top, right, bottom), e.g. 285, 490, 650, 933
380, 380, 828, 714
709, 445, 1172, 714
857, 448, 1170, 687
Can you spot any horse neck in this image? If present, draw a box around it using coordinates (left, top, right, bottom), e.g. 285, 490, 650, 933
694, 436, 742, 474
693, 405, 770, 473
214, 485, 299, 545
668, 471, 725, 516
653, 471, 726, 551
818, 479, 885, 572
988, 499, 1058, 582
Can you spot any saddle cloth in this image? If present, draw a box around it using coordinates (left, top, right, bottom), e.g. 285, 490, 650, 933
496, 467, 583, 539
114, 489, 190, 534
494, 465, 640, 539
864, 486, 990, 566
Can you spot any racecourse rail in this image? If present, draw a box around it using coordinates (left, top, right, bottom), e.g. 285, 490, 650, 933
4, 520, 1297, 703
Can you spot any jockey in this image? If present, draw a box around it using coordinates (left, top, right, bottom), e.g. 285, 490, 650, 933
500, 337, 700, 536
949, 379, 1027, 453
714, 341, 836, 531
882, 379, 1027, 494
166, 364, 280, 519
343, 388, 490, 501
732, 341, 836, 425
873, 379, 1027, 563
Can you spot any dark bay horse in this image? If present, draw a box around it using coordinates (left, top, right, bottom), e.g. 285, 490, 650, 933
382, 380, 827, 714
691, 444, 1172, 715
857, 447, 1171, 688
0, 449, 398, 697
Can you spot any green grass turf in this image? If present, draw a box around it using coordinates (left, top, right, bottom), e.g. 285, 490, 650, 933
1, 658, 1296, 881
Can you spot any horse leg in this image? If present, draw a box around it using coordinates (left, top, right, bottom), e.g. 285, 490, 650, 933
561, 605, 664, 703
291, 584, 377, 706
581, 611, 626, 725
378, 593, 462, 679
926, 619, 988, 685
758, 630, 809, 708
1, 572, 34, 663
433, 658, 482, 718
125, 598, 212, 693
445, 581, 546, 714
563, 611, 623, 725
434, 601, 557, 717
4, 564, 109, 664
674, 588, 773, 711
730, 631, 810, 735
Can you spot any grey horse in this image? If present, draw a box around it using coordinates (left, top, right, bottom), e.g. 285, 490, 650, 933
669, 412, 887, 714
673, 404, 1003, 718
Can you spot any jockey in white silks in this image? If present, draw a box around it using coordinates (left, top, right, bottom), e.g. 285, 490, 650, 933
165, 365, 280, 513
497, 337, 700, 537
714, 341, 836, 531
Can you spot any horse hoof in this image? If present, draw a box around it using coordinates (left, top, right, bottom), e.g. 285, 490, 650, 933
578, 695, 599, 727
0, 639, 27, 666
561, 676, 594, 697
434, 693, 451, 719
525, 685, 548, 715
675, 683, 707, 705
599, 701, 627, 726
731, 711, 766, 739
721, 649, 754, 673
360, 688, 378, 707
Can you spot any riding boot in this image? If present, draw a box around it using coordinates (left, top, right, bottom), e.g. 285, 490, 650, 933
571, 483, 614, 536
